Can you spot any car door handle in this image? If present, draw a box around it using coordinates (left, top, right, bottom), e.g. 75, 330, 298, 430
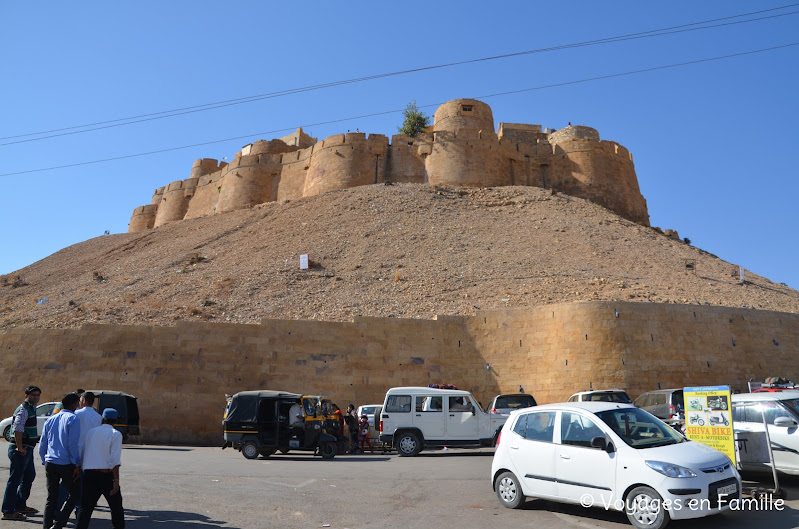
560, 454, 570, 460
510, 445, 519, 450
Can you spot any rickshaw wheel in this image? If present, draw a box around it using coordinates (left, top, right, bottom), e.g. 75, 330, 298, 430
320, 442, 336, 460
279, 449, 290, 454
260, 448, 276, 458
241, 441, 260, 460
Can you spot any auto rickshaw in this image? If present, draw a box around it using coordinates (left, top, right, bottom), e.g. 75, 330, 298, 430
223, 390, 339, 459
85, 390, 140, 441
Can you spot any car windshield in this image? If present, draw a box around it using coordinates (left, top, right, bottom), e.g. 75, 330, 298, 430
596, 408, 684, 449
586, 392, 632, 404
780, 399, 799, 415
360, 406, 378, 415
494, 395, 536, 409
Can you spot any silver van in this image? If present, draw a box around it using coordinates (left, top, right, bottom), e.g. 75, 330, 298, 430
633, 389, 684, 426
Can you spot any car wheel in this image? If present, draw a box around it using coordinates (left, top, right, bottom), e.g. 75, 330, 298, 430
241, 441, 260, 460
3, 425, 12, 443
495, 471, 525, 509
626, 486, 670, 529
320, 442, 336, 460
396, 432, 421, 457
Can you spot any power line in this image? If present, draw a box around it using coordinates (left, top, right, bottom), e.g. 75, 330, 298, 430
2, 3, 798, 146
2, 41, 796, 178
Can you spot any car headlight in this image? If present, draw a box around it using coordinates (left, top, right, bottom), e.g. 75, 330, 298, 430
645, 460, 697, 478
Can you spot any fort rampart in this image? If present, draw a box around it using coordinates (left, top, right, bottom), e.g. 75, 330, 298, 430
1, 302, 795, 445
129, 99, 650, 232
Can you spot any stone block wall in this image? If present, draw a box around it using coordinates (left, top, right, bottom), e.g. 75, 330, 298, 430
1, 302, 796, 445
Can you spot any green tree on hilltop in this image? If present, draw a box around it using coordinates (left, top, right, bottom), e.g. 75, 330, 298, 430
398, 100, 430, 137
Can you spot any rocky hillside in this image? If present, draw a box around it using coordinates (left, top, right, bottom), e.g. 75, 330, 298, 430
2, 184, 797, 331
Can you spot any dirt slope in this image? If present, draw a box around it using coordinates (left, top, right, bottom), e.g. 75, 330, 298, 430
2, 184, 797, 331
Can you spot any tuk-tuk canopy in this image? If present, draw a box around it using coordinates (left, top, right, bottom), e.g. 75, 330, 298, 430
226, 390, 302, 423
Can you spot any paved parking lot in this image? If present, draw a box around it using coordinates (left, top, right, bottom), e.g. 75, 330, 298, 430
2, 446, 798, 528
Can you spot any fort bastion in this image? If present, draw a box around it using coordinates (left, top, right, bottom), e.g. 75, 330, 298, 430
129, 99, 649, 231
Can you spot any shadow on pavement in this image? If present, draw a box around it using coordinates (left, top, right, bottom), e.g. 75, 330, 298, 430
123, 447, 195, 452
416, 450, 494, 458
249, 455, 392, 462
125, 508, 235, 529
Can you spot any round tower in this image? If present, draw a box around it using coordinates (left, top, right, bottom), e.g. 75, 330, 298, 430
128, 204, 158, 233
433, 99, 494, 133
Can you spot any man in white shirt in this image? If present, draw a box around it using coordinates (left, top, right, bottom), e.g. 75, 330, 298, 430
75, 408, 124, 529
75, 392, 102, 451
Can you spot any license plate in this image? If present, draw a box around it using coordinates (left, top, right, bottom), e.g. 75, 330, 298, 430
717, 483, 737, 496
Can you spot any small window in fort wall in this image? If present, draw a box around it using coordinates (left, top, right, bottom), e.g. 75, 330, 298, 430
462, 105, 473, 112
524, 155, 530, 162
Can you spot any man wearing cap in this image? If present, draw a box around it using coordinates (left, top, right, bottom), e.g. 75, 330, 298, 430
39, 392, 82, 529
76, 408, 124, 529
2, 385, 41, 521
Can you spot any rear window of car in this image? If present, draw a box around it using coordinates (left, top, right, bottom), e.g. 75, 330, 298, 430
360, 406, 378, 415
385, 395, 411, 413
494, 395, 536, 409
586, 392, 632, 403
672, 390, 684, 408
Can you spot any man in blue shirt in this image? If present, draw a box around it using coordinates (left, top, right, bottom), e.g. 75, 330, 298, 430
39, 393, 81, 529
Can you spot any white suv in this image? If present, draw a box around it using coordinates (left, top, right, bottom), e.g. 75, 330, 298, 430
491, 402, 740, 529
379, 387, 507, 456
732, 390, 799, 475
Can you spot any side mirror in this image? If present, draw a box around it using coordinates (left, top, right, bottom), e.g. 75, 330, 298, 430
470, 404, 476, 416
591, 436, 614, 453
774, 416, 798, 428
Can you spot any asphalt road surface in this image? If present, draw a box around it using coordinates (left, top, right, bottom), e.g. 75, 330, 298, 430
2, 445, 798, 529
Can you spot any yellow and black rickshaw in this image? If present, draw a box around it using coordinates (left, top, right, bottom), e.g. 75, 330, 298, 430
223, 390, 339, 459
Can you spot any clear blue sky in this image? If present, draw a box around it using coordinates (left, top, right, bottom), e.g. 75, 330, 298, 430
2, 2, 797, 289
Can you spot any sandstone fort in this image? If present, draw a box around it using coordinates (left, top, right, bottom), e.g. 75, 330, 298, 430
129, 99, 649, 231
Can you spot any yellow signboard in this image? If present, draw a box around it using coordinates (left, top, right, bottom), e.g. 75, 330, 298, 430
683, 385, 736, 465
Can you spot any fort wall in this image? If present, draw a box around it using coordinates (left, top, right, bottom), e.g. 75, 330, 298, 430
128, 204, 158, 232
426, 129, 511, 187
152, 178, 198, 228
128, 99, 652, 232
304, 133, 389, 196
1, 302, 795, 445
184, 170, 223, 219
385, 135, 428, 183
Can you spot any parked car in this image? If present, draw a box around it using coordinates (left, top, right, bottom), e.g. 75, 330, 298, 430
567, 389, 632, 403
1, 401, 58, 442
732, 391, 799, 475
379, 387, 508, 456
488, 393, 537, 415
491, 402, 740, 529
634, 389, 685, 427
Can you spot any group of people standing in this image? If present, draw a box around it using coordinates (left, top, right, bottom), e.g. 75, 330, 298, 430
342, 404, 374, 454
2, 386, 125, 528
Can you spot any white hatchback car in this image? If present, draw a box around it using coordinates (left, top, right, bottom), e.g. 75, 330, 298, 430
1, 401, 59, 442
491, 402, 740, 529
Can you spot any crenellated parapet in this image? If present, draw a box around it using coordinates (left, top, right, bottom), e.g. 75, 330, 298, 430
129, 99, 651, 232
